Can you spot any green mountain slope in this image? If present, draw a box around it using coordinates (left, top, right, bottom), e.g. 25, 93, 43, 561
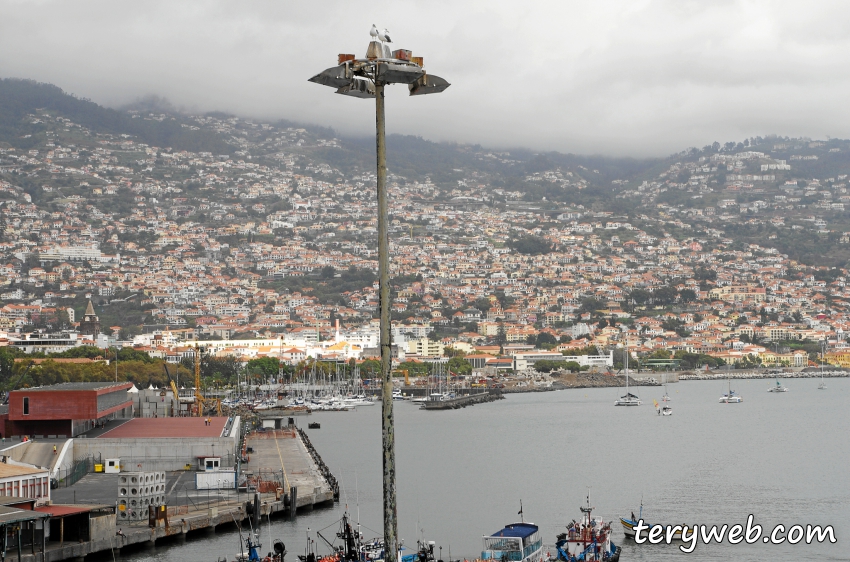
0, 78, 230, 154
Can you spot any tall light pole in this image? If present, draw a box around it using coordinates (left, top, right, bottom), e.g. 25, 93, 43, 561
310, 33, 449, 560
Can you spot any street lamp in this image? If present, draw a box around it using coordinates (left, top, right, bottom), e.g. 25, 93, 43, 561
309, 31, 449, 561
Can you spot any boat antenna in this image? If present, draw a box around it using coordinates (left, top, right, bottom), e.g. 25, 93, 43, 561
355, 470, 361, 540
518, 499, 523, 523
639, 494, 643, 520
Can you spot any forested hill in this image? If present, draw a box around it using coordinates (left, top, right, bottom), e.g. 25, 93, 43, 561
0, 78, 229, 154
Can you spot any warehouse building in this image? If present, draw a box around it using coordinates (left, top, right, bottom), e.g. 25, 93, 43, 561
3, 382, 134, 438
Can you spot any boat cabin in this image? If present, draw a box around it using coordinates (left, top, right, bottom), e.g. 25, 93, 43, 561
481, 523, 542, 562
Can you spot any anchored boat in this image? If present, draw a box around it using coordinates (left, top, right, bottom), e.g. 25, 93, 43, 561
614, 350, 641, 406
620, 502, 689, 542
718, 376, 742, 403
767, 378, 788, 393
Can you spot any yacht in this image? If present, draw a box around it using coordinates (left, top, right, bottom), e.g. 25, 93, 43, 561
719, 376, 743, 403
615, 350, 641, 406
767, 378, 788, 393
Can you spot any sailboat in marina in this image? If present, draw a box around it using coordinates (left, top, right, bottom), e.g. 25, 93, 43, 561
615, 347, 641, 406
718, 374, 742, 403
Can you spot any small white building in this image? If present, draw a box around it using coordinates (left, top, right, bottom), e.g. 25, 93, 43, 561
0, 463, 50, 501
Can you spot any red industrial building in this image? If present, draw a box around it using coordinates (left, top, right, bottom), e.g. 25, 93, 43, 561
2, 382, 134, 438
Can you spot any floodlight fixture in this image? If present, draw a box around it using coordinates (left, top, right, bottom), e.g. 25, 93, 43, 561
336, 78, 375, 98
409, 73, 451, 96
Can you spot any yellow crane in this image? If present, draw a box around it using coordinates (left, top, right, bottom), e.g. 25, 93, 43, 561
194, 343, 206, 417
162, 363, 181, 415
194, 343, 221, 417
392, 369, 410, 386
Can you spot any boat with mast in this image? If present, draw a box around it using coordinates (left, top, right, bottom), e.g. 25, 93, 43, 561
480, 516, 544, 562
767, 377, 788, 393
818, 340, 828, 390
718, 374, 742, 403
661, 373, 671, 402
554, 494, 620, 562
619, 502, 686, 542
614, 347, 641, 406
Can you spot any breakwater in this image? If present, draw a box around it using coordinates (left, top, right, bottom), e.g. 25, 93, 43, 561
680, 369, 848, 380
420, 391, 503, 410
297, 427, 340, 500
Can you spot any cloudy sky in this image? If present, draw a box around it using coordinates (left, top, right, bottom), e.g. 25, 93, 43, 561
2, 0, 849, 156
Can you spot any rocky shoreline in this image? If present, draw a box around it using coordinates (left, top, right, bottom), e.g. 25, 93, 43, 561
547, 372, 659, 390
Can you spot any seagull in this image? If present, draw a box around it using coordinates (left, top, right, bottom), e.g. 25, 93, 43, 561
370, 24, 379, 41
378, 28, 392, 43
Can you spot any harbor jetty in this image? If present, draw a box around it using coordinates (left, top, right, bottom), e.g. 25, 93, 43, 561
420, 391, 503, 410
1, 416, 336, 562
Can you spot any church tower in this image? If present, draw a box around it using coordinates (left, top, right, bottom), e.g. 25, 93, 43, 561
78, 300, 101, 338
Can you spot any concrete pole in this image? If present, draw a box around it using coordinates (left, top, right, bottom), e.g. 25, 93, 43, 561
375, 81, 398, 562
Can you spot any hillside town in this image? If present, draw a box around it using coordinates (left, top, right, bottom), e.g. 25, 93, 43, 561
3, 101, 850, 374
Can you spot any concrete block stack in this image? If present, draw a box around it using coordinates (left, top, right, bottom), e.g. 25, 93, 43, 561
117, 471, 167, 521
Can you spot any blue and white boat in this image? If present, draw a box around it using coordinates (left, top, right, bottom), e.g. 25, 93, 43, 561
480, 523, 544, 562
619, 502, 688, 542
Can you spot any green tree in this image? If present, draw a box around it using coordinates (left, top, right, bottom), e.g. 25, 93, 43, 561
532, 359, 562, 373
507, 235, 552, 255
495, 321, 507, 346
360, 359, 381, 378
447, 356, 472, 376
246, 356, 281, 379
536, 332, 558, 348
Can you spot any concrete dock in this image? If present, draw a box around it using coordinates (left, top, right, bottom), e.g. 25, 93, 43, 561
16, 427, 336, 562
420, 391, 503, 410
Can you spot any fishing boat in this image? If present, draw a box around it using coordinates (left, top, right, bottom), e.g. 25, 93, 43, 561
619, 504, 688, 542
234, 532, 286, 562
480, 522, 545, 562
767, 378, 788, 393
553, 496, 620, 562
718, 375, 742, 403
614, 349, 641, 406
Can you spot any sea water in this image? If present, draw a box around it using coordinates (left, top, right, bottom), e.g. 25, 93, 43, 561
121, 378, 849, 561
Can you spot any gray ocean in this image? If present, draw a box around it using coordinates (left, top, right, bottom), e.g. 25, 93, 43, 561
122, 379, 849, 562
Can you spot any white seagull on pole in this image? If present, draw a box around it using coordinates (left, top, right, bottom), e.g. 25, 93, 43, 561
378, 28, 392, 43
370, 24, 379, 41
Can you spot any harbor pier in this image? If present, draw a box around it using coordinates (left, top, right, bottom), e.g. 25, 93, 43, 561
10, 425, 337, 562
420, 391, 503, 410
